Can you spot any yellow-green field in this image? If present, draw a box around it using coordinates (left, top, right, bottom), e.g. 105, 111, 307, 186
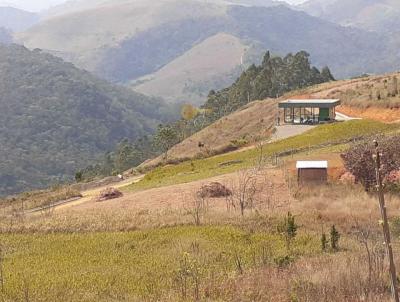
0, 225, 319, 301
127, 120, 397, 192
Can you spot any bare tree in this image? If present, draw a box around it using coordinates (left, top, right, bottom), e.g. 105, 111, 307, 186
184, 191, 208, 226
228, 169, 260, 216
352, 214, 386, 298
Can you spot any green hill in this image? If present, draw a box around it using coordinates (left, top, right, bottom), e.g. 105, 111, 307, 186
0, 44, 174, 196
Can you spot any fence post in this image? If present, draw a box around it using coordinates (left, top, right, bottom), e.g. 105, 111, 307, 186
373, 140, 399, 302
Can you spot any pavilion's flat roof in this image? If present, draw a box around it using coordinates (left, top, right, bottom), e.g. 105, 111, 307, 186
279, 99, 340, 108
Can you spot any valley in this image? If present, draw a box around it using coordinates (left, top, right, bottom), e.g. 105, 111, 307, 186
2, 0, 400, 301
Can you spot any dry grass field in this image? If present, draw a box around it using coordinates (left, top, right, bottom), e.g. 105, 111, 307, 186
1, 161, 400, 301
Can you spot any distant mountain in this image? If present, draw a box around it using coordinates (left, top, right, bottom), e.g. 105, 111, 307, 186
132, 33, 248, 104
0, 7, 39, 32
16, 0, 400, 104
0, 27, 12, 44
299, 0, 400, 32
0, 44, 174, 196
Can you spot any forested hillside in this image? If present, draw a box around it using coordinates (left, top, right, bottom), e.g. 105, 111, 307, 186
0, 44, 174, 196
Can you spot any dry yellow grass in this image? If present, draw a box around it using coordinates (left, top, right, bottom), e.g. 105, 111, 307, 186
291, 72, 400, 122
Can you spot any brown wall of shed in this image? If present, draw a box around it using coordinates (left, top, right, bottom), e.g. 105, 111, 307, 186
298, 168, 328, 185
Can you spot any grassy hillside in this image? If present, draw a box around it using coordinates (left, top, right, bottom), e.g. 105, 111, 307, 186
285, 72, 400, 121
0, 44, 174, 196
131, 120, 397, 192
140, 99, 278, 169
133, 33, 249, 104
16, 1, 400, 104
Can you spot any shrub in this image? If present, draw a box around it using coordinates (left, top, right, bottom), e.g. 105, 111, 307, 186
341, 135, 400, 190
197, 182, 232, 198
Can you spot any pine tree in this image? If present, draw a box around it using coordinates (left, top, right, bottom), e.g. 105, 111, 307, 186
321, 233, 328, 252
321, 66, 335, 81
330, 225, 340, 251
278, 212, 298, 253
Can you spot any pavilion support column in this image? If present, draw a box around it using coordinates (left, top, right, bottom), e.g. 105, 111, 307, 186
292, 107, 295, 124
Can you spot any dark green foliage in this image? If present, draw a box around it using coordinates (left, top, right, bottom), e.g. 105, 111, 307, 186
153, 124, 180, 160
278, 212, 298, 253
75, 171, 83, 183
330, 225, 340, 252
202, 51, 334, 123
0, 44, 175, 196
321, 233, 328, 252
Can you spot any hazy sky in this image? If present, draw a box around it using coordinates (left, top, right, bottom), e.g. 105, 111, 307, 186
0, 0, 308, 12
0, 0, 66, 12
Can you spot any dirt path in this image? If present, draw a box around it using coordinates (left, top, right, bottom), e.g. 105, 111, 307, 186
270, 124, 315, 142
28, 175, 145, 214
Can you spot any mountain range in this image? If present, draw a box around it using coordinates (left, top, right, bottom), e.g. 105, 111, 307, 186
299, 0, 400, 32
14, 0, 400, 105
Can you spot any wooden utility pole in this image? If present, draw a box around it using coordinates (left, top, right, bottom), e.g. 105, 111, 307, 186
373, 140, 399, 302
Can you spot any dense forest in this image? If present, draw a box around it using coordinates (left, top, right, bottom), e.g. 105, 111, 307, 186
0, 44, 176, 196
79, 51, 335, 181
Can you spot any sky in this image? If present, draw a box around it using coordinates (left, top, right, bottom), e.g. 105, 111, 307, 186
0, 0, 68, 12
0, 0, 308, 12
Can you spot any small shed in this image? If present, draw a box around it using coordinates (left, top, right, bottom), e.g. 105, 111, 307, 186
296, 161, 328, 185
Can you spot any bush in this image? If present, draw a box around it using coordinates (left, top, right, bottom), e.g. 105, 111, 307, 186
341, 135, 400, 190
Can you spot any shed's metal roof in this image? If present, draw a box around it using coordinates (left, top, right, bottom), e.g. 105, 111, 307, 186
296, 161, 328, 169
279, 99, 340, 108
